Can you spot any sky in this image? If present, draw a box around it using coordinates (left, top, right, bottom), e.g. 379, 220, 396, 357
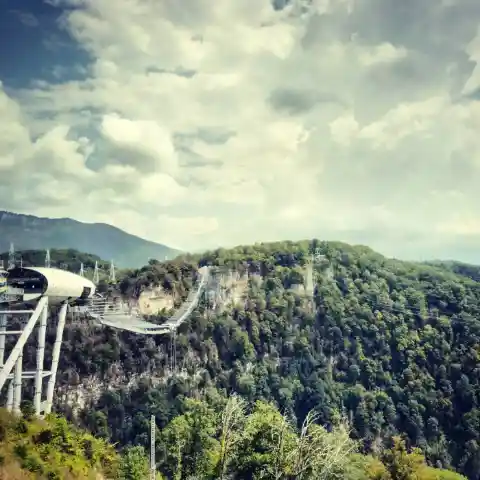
1, 0, 480, 262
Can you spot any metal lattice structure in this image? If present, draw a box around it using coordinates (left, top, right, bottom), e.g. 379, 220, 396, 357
0, 298, 68, 415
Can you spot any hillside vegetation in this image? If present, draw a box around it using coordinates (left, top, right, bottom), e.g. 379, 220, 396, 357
0, 398, 465, 480
0, 211, 180, 268
152, 395, 466, 480
4, 240, 480, 479
0, 408, 119, 479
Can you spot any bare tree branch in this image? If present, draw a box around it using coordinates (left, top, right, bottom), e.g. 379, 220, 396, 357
217, 394, 246, 480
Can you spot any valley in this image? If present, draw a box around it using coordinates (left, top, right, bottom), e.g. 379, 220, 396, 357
1, 239, 479, 479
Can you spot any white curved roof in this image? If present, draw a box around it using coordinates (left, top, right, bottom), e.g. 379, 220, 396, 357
23, 267, 96, 297
23, 267, 95, 287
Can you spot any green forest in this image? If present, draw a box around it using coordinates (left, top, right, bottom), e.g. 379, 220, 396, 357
2, 240, 480, 479
1, 398, 464, 480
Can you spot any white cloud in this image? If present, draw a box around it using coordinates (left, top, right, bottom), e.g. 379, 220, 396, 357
462, 26, 480, 96
356, 96, 448, 150
100, 114, 178, 175
2, 0, 480, 262
329, 114, 359, 146
358, 43, 408, 67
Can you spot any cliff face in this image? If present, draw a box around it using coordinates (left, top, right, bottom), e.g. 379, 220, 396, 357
137, 286, 175, 314
207, 270, 251, 309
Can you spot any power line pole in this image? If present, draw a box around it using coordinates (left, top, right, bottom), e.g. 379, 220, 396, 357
150, 415, 156, 480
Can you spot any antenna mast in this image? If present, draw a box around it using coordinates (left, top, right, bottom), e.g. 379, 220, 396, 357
8, 243, 15, 270
45, 249, 51, 268
150, 415, 156, 480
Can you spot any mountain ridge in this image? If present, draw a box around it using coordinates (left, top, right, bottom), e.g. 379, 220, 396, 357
0, 210, 180, 268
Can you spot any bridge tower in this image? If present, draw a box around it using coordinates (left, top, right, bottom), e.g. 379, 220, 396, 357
93, 261, 100, 284
304, 248, 324, 312
108, 261, 116, 283
8, 243, 15, 270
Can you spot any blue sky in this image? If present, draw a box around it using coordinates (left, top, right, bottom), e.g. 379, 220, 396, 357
0, 1, 89, 89
1, 0, 480, 262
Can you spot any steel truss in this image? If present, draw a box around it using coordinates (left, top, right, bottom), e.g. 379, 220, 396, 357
0, 297, 68, 416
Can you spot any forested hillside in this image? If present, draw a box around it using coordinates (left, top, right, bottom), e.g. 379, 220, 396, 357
7, 240, 480, 479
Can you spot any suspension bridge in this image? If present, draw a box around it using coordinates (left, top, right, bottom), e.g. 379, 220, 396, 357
0, 242, 329, 418
0, 244, 213, 418
86, 265, 210, 334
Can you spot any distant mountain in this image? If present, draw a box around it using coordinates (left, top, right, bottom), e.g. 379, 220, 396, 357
0, 211, 180, 268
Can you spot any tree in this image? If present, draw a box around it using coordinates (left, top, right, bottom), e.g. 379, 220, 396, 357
286, 411, 356, 479
160, 399, 220, 479
216, 395, 246, 479
118, 445, 149, 480
380, 437, 466, 480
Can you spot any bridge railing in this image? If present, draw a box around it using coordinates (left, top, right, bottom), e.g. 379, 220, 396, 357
83, 267, 210, 335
